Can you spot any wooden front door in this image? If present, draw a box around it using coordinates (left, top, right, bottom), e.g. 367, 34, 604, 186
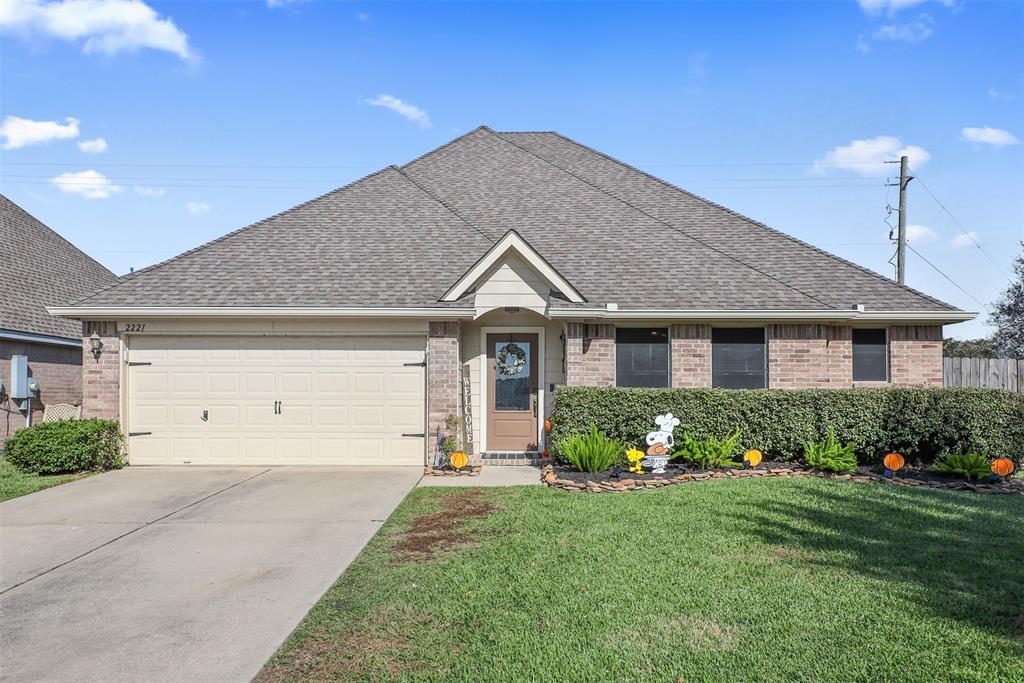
486, 333, 539, 451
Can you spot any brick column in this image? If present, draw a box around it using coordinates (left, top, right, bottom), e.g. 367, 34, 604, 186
890, 325, 943, 386
768, 324, 852, 388
427, 321, 460, 460
670, 324, 711, 387
81, 321, 121, 420
564, 322, 614, 386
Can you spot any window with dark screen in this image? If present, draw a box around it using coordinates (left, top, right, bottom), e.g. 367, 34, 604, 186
615, 328, 669, 387
711, 328, 766, 389
853, 328, 888, 381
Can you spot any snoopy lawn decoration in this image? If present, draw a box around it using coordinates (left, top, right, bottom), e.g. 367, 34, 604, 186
643, 413, 680, 474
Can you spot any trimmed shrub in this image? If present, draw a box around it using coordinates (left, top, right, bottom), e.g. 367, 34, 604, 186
549, 387, 1024, 465
5, 419, 125, 475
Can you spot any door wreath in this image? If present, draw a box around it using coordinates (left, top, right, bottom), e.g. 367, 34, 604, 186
497, 342, 527, 376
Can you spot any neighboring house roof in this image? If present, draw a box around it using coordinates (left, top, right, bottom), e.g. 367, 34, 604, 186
0, 194, 119, 340
62, 127, 963, 317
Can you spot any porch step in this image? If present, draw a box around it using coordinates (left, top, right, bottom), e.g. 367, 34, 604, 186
481, 451, 551, 466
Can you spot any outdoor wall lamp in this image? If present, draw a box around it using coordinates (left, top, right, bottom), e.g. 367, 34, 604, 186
89, 332, 104, 358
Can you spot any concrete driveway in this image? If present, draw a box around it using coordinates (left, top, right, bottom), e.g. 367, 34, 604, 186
0, 466, 420, 682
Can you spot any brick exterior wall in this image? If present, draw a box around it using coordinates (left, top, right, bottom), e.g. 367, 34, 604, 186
670, 324, 711, 388
564, 322, 615, 387
767, 324, 853, 388
1, 338, 82, 442
889, 325, 943, 387
81, 321, 121, 420
427, 321, 460, 461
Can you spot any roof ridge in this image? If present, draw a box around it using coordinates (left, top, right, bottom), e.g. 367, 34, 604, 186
488, 130, 833, 309
399, 125, 493, 170
0, 193, 118, 283
390, 165, 497, 245
71, 166, 396, 306
541, 131, 956, 312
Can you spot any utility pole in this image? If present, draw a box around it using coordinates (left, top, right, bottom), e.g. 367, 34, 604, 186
886, 155, 912, 284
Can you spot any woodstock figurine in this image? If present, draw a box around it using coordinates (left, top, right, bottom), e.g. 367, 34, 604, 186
626, 447, 646, 474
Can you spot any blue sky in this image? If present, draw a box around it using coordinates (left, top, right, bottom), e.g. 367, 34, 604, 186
2, 0, 1021, 338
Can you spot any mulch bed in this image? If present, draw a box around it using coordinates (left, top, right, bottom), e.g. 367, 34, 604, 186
542, 462, 1024, 496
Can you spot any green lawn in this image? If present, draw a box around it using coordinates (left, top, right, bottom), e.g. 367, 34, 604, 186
0, 458, 90, 502
258, 478, 1024, 683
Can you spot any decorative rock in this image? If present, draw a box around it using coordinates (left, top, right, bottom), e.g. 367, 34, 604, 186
620, 478, 636, 487
544, 472, 558, 484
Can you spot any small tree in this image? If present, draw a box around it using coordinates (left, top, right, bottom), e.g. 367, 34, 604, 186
943, 338, 997, 358
989, 241, 1024, 358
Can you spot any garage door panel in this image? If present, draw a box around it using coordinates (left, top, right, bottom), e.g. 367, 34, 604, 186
245, 372, 276, 394
128, 335, 425, 466
279, 372, 313, 394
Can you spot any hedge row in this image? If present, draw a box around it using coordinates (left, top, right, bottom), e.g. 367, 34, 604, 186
5, 419, 125, 475
549, 387, 1024, 465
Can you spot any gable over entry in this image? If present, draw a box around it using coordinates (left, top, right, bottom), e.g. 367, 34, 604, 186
441, 230, 584, 318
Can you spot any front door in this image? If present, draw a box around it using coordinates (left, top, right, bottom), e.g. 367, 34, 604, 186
486, 333, 539, 451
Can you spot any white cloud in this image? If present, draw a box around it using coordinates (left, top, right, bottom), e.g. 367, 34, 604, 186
905, 224, 937, 244
0, 115, 79, 149
960, 126, 1020, 147
950, 231, 978, 248
687, 52, 708, 79
873, 16, 934, 43
50, 169, 123, 199
814, 136, 931, 176
365, 95, 431, 128
356, 12, 369, 21
134, 185, 165, 197
858, 0, 955, 15
988, 87, 1014, 102
0, 0, 195, 61
78, 137, 108, 153
186, 201, 210, 215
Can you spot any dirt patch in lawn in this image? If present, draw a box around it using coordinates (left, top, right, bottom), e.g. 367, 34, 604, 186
254, 606, 430, 682
390, 490, 498, 563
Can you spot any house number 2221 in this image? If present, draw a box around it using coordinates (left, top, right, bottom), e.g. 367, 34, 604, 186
123, 323, 146, 333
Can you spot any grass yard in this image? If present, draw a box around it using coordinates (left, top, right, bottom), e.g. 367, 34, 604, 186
259, 478, 1024, 682
0, 458, 90, 502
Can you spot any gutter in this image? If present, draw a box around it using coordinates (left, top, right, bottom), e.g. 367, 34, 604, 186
0, 328, 82, 348
47, 306, 478, 320
546, 308, 977, 324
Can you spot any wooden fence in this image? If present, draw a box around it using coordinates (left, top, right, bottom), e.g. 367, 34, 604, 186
943, 357, 1024, 392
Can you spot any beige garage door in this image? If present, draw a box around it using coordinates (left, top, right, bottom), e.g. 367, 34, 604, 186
127, 335, 426, 466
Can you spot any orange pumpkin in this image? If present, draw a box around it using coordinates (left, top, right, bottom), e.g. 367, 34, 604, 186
450, 451, 468, 469
991, 457, 1015, 477
743, 449, 763, 468
544, 419, 552, 433
883, 452, 905, 472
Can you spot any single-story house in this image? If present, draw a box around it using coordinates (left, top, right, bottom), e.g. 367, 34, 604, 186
50, 127, 974, 467
1, 194, 119, 441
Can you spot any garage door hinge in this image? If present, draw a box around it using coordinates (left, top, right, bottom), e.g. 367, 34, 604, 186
403, 361, 426, 367
128, 431, 152, 437
128, 361, 152, 366
401, 433, 426, 438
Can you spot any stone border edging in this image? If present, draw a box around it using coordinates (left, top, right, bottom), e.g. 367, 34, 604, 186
540, 464, 1024, 496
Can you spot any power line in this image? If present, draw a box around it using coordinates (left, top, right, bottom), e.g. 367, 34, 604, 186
0, 159, 889, 170
914, 175, 1013, 282
905, 243, 989, 311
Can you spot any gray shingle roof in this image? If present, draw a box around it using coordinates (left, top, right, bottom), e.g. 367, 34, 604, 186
70, 127, 958, 313
1, 194, 119, 339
